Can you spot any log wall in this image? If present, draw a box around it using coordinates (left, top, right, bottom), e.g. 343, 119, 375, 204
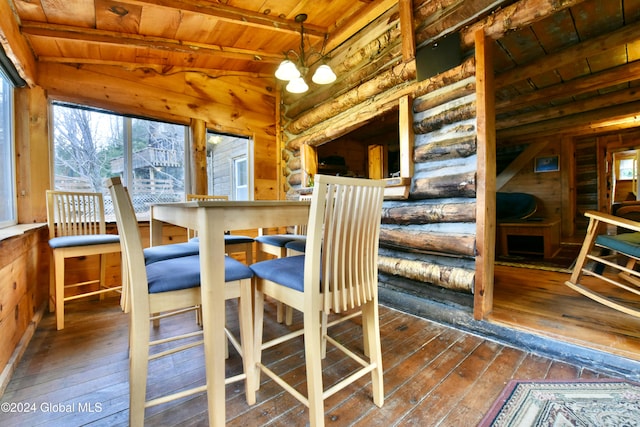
388, 81, 478, 293
280, 3, 480, 294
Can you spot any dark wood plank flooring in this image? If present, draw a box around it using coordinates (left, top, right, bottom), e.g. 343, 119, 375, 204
0, 294, 625, 427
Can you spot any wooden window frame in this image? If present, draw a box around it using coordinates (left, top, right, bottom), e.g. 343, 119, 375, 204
301, 95, 414, 200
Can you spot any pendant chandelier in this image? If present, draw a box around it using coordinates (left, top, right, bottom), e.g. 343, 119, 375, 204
275, 14, 336, 94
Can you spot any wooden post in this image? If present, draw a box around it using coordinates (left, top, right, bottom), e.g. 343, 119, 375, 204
561, 136, 576, 236
399, 95, 414, 180
190, 118, 207, 195
16, 86, 49, 223
301, 144, 318, 187
474, 28, 496, 320
399, 0, 416, 62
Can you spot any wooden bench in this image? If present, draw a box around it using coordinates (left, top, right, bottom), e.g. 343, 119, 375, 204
497, 218, 561, 259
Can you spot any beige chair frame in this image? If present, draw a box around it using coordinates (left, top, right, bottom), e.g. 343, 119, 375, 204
108, 178, 255, 426
565, 210, 640, 317
253, 175, 385, 427
256, 194, 311, 324
46, 190, 122, 330
186, 194, 253, 264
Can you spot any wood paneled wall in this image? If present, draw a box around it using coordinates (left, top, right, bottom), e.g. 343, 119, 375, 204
500, 146, 564, 219
36, 62, 278, 202
0, 227, 48, 392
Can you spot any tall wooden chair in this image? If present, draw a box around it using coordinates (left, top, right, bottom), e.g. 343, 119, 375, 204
255, 193, 311, 324
186, 194, 254, 264
565, 210, 640, 317
46, 190, 122, 330
250, 175, 386, 426
107, 177, 255, 426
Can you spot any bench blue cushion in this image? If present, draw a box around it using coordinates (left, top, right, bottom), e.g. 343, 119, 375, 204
255, 234, 302, 247
284, 237, 307, 253
596, 232, 640, 258
49, 234, 120, 249
144, 242, 200, 265
222, 235, 254, 244
496, 192, 537, 221
250, 255, 305, 292
146, 254, 253, 294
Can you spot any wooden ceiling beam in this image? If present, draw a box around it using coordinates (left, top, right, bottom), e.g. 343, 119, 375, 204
497, 86, 640, 131
0, 1, 36, 86
416, 0, 512, 48
325, 0, 397, 52
461, 0, 587, 48
121, 0, 327, 38
20, 21, 283, 63
497, 100, 640, 141
496, 60, 640, 112
36, 56, 272, 77
496, 20, 640, 89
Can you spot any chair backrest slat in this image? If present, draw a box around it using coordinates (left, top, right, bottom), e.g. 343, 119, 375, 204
306, 175, 385, 314
295, 194, 313, 235
106, 177, 151, 317
46, 190, 107, 239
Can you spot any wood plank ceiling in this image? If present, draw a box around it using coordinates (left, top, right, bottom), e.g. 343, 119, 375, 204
10, 0, 384, 76
490, 0, 640, 142
5, 0, 640, 141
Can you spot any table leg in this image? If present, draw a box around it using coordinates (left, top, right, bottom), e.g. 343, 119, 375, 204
197, 208, 227, 426
150, 210, 163, 247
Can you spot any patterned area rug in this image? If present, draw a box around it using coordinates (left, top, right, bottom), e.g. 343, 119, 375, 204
479, 379, 640, 427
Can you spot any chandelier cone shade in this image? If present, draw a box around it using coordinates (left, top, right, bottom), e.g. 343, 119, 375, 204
275, 60, 301, 81
275, 14, 336, 93
286, 77, 309, 94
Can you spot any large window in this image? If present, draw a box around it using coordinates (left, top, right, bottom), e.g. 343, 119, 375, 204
0, 74, 16, 228
52, 103, 187, 220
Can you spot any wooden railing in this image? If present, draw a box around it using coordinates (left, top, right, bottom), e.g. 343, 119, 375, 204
110, 147, 181, 173
131, 178, 175, 193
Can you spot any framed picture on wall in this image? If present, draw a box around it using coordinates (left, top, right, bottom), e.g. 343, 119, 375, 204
534, 155, 559, 173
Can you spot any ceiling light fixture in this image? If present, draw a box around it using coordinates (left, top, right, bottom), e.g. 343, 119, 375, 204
274, 14, 336, 94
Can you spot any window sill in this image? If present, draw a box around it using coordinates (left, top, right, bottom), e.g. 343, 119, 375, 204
384, 177, 411, 200
0, 223, 47, 242
300, 177, 411, 200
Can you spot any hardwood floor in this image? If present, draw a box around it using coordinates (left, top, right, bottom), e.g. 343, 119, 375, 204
0, 295, 625, 427
492, 264, 640, 362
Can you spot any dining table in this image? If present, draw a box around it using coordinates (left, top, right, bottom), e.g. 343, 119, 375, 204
150, 199, 311, 426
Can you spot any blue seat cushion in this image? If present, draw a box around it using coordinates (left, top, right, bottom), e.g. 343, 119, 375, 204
189, 235, 255, 245
496, 192, 537, 221
255, 234, 303, 247
49, 234, 120, 249
250, 255, 305, 292
284, 237, 307, 253
596, 232, 640, 258
146, 254, 253, 294
144, 242, 200, 265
